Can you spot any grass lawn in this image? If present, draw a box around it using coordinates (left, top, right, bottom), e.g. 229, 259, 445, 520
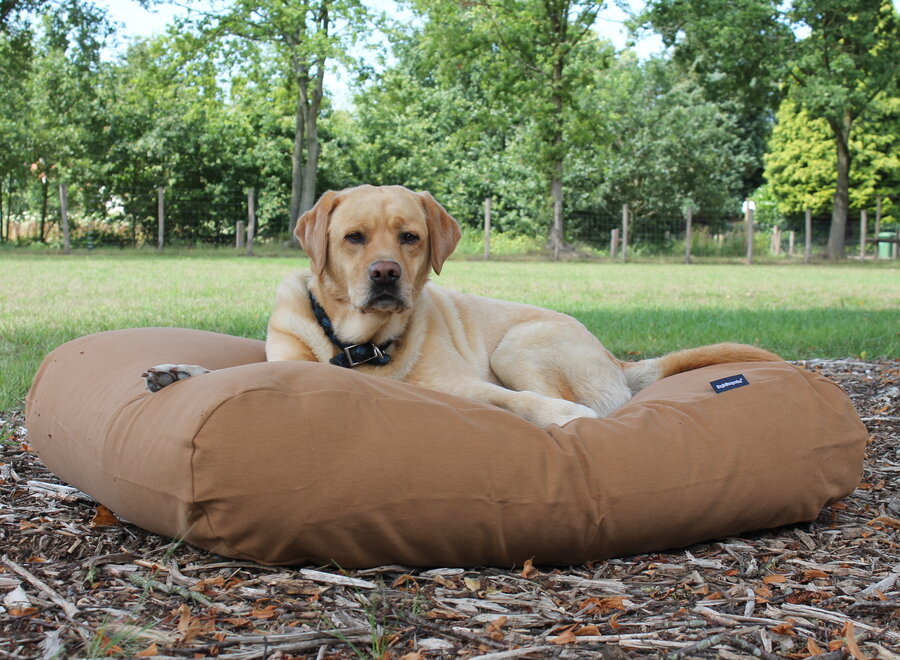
1, 248, 897, 410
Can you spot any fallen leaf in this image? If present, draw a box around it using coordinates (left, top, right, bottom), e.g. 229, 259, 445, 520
392, 574, 418, 590
463, 577, 481, 592
398, 653, 424, 660
521, 558, 538, 578
174, 603, 214, 644
222, 617, 251, 627
484, 616, 507, 634
250, 604, 279, 619
95, 635, 122, 656
867, 516, 900, 529
192, 576, 225, 593
578, 596, 626, 614
786, 591, 828, 605
763, 574, 787, 585
841, 622, 867, 660
8, 606, 39, 617
551, 630, 577, 645
90, 504, 120, 528
134, 643, 158, 657
800, 570, 829, 583
575, 624, 601, 636
771, 622, 795, 636
433, 575, 456, 589
806, 637, 825, 656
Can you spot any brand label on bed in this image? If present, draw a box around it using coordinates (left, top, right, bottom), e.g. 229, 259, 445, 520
710, 374, 749, 394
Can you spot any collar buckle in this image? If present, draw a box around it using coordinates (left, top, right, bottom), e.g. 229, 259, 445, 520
343, 344, 385, 368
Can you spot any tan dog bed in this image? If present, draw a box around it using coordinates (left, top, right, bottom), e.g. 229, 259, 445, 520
25, 328, 866, 567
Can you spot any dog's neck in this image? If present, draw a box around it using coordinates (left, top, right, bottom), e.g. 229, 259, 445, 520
308, 279, 411, 347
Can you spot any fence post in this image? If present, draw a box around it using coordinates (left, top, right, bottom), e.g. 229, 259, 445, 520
246, 188, 256, 257
683, 206, 692, 264
772, 226, 781, 256
804, 208, 812, 263
788, 231, 795, 257
59, 183, 71, 255
858, 209, 867, 259
610, 228, 618, 259
236, 220, 245, 248
621, 204, 629, 263
873, 196, 882, 260
483, 197, 491, 261
744, 200, 754, 264
157, 186, 165, 251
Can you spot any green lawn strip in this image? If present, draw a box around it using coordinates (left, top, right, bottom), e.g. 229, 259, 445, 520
1, 251, 896, 410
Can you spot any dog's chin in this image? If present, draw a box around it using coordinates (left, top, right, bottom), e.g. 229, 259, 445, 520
359, 293, 408, 314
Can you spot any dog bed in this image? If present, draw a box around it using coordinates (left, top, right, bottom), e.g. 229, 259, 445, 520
25, 328, 867, 568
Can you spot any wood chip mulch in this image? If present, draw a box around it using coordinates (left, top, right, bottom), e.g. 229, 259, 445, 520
1, 359, 898, 660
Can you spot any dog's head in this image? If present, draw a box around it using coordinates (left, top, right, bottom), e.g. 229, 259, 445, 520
296, 185, 461, 314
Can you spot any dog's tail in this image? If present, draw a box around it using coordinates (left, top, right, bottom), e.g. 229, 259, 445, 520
620, 343, 783, 394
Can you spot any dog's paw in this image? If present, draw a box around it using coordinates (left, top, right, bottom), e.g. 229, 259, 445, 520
533, 400, 600, 428
142, 364, 211, 392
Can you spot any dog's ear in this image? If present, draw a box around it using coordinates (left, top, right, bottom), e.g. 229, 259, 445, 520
419, 191, 461, 275
296, 191, 340, 277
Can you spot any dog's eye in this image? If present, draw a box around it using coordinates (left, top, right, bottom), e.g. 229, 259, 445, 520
344, 232, 365, 245
400, 232, 419, 245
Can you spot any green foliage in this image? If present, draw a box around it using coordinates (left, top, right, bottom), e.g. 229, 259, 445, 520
764, 99, 835, 216
575, 56, 753, 220
0, 0, 897, 251
764, 96, 899, 222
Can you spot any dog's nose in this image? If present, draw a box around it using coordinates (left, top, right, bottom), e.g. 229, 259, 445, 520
369, 261, 401, 283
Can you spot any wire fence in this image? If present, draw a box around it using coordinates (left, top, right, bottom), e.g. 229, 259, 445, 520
2, 182, 898, 261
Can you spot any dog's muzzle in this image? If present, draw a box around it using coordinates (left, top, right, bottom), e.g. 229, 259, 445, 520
362, 261, 407, 312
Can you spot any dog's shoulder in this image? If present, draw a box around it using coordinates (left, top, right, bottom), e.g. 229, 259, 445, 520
267, 270, 331, 362
273, 269, 315, 309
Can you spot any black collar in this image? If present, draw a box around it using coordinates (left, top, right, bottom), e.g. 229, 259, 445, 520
308, 291, 392, 368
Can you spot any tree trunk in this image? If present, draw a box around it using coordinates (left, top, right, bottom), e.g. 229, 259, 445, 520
300, 58, 326, 218
550, 162, 563, 261
826, 110, 852, 259
39, 179, 49, 242
288, 78, 306, 245
287, 6, 330, 245
547, 44, 565, 261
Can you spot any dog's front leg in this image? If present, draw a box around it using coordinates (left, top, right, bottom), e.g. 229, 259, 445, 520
142, 364, 211, 392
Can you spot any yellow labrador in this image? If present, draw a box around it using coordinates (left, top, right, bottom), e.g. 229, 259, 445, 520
146, 184, 780, 428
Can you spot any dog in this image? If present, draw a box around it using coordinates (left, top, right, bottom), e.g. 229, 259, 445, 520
144, 184, 781, 428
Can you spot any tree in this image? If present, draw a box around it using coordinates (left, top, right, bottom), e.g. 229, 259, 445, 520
639, 0, 792, 195
785, 0, 900, 257
0, 21, 32, 240
0, 0, 49, 32
90, 30, 290, 243
203, 0, 371, 242
337, 25, 543, 232
763, 99, 834, 217
22, 0, 112, 241
642, 0, 900, 258
764, 96, 899, 224
573, 56, 753, 222
411, 0, 612, 258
